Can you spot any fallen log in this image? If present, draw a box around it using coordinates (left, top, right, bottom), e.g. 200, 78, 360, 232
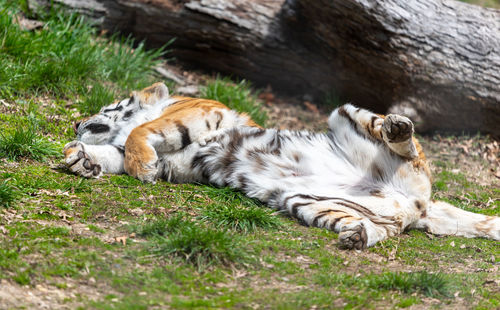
29, 0, 500, 135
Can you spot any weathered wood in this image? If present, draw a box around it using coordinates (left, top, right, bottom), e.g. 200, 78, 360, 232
29, 0, 500, 135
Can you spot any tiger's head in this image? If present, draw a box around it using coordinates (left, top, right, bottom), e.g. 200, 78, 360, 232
74, 82, 170, 145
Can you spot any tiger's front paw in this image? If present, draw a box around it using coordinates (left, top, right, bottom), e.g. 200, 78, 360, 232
382, 114, 414, 143
63, 141, 102, 178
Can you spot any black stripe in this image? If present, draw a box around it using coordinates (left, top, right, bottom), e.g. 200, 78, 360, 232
283, 194, 378, 218
215, 111, 223, 129
113, 145, 125, 154
337, 106, 357, 129
329, 215, 350, 231
291, 202, 311, 217
370, 115, 378, 130
103, 105, 123, 113
85, 123, 110, 134
312, 213, 329, 227
175, 121, 191, 149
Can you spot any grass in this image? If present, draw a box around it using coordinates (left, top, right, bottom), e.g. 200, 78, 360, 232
459, 0, 500, 8
132, 215, 246, 269
200, 76, 267, 126
78, 83, 116, 115
201, 203, 282, 232
366, 271, 451, 297
151, 222, 245, 269
0, 179, 16, 207
131, 215, 185, 237
196, 186, 282, 232
0, 115, 60, 160
0, 1, 498, 309
0, 1, 169, 111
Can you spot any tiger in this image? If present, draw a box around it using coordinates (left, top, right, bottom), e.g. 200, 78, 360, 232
64, 82, 500, 249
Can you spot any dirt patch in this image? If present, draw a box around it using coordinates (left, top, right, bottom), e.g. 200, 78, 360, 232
0, 278, 115, 309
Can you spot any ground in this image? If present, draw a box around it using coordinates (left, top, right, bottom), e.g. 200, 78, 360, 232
0, 4, 499, 309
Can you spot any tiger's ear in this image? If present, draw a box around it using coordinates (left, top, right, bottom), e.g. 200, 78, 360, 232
130, 82, 169, 107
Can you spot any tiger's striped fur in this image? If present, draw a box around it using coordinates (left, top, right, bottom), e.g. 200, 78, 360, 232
189, 105, 499, 249
64, 83, 500, 249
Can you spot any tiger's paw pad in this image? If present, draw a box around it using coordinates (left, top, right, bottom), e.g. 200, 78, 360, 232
63, 141, 102, 178
338, 224, 368, 250
382, 114, 414, 143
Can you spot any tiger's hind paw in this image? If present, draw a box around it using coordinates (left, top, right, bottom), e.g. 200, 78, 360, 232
63, 141, 102, 178
382, 114, 413, 143
338, 224, 368, 250
382, 114, 418, 159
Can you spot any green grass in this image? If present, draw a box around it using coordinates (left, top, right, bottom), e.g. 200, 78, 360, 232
0, 1, 168, 110
0, 116, 60, 160
131, 215, 185, 237
201, 203, 282, 232
366, 271, 451, 297
200, 77, 267, 126
148, 216, 246, 269
195, 186, 282, 232
78, 83, 116, 115
459, 0, 500, 8
0, 179, 16, 207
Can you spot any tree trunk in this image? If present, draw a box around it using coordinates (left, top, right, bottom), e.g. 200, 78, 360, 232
28, 0, 500, 135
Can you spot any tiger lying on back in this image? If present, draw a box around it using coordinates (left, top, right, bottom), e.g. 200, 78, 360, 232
64, 82, 500, 249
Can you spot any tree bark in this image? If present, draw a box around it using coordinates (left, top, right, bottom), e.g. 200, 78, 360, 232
28, 0, 500, 135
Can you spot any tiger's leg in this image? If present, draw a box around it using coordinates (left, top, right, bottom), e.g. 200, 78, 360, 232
271, 193, 397, 249
123, 119, 189, 183
63, 141, 125, 178
330, 104, 419, 160
411, 200, 500, 240
124, 107, 254, 183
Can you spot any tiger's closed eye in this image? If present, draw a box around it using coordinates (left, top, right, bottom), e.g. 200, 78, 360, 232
85, 123, 111, 134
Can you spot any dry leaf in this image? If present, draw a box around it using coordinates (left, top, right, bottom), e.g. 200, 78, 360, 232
115, 236, 128, 246
303, 101, 319, 114
14, 15, 44, 31
129, 208, 144, 216
258, 92, 275, 106
450, 241, 455, 247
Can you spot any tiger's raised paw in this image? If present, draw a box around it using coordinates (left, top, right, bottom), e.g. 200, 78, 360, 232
338, 224, 368, 250
382, 114, 414, 143
63, 141, 102, 178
